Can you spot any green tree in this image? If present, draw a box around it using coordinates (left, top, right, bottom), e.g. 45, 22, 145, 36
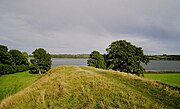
0, 45, 14, 75
9, 50, 29, 72
0, 45, 11, 64
87, 51, 106, 69
106, 40, 149, 76
9, 50, 29, 65
30, 48, 52, 74
0, 45, 8, 53
22, 52, 29, 59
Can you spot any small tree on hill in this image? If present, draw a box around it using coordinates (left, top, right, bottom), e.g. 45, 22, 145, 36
30, 48, 52, 74
106, 40, 149, 76
87, 50, 106, 69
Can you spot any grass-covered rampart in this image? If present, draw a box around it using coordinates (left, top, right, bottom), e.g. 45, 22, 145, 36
0, 66, 179, 109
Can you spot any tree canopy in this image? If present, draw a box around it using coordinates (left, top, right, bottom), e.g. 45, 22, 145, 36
106, 40, 149, 76
0, 45, 15, 75
22, 52, 28, 59
9, 50, 29, 66
0, 45, 13, 65
0, 45, 29, 75
87, 40, 149, 76
30, 48, 52, 74
87, 51, 106, 69
9, 49, 29, 72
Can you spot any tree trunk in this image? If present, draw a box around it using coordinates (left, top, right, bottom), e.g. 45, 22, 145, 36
39, 70, 41, 74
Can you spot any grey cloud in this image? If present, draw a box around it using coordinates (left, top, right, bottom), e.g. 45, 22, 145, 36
0, 0, 180, 54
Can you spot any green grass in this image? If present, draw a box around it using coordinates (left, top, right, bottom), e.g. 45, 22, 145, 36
0, 71, 39, 101
144, 73, 180, 87
0, 66, 179, 109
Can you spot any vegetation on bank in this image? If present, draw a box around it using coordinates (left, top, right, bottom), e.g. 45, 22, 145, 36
144, 73, 180, 87
44, 54, 180, 61
0, 66, 179, 109
51, 54, 89, 58
149, 55, 180, 60
0, 45, 52, 75
88, 40, 149, 76
0, 45, 29, 75
87, 51, 106, 69
30, 48, 52, 74
0, 71, 39, 101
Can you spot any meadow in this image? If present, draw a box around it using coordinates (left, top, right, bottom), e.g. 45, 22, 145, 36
0, 71, 39, 101
144, 73, 180, 87
0, 66, 179, 109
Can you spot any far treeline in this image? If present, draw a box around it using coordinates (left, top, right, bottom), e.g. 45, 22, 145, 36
50, 54, 180, 61
51, 54, 89, 58
149, 55, 180, 60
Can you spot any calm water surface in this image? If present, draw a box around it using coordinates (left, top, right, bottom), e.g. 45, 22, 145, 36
30, 58, 180, 71
141, 60, 180, 71
52, 58, 87, 67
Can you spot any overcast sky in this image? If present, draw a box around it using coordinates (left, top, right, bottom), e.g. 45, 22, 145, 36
0, 0, 180, 55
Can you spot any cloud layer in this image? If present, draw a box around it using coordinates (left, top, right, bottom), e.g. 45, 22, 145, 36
0, 0, 180, 54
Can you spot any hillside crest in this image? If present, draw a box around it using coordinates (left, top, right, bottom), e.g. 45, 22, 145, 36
0, 66, 179, 109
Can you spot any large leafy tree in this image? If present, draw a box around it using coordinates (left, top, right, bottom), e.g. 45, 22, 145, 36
22, 52, 28, 59
0, 45, 14, 75
106, 40, 149, 76
87, 51, 106, 69
9, 50, 29, 66
0, 45, 12, 65
9, 50, 29, 72
0, 45, 8, 53
30, 48, 52, 74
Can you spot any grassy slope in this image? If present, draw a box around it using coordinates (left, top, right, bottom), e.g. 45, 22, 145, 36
0, 71, 39, 101
0, 66, 179, 109
144, 73, 180, 87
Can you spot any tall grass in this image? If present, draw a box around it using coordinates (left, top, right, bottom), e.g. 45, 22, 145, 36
0, 71, 39, 101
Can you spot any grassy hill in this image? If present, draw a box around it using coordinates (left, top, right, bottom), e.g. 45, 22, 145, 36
0, 71, 39, 101
0, 66, 179, 109
144, 73, 180, 87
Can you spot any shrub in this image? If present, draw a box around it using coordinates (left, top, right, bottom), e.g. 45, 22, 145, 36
0, 64, 14, 75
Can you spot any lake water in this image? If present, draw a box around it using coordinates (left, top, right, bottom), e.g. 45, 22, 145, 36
52, 58, 180, 71
30, 58, 180, 71
52, 58, 87, 67
141, 60, 180, 71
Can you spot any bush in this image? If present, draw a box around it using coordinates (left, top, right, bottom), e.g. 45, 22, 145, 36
87, 51, 106, 69
29, 64, 38, 74
0, 64, 14, 75
13, 65, 29, 73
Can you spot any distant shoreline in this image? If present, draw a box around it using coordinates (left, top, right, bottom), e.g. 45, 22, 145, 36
148, 55, 180, 60
29, 54, 180, 60
29, 54, 89, 58
50, 54, 180, 60
51, 54, 89, 58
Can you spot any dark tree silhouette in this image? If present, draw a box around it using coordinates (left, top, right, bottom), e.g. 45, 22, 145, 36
106, 40, 149, 76
30, 48, 52, 74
